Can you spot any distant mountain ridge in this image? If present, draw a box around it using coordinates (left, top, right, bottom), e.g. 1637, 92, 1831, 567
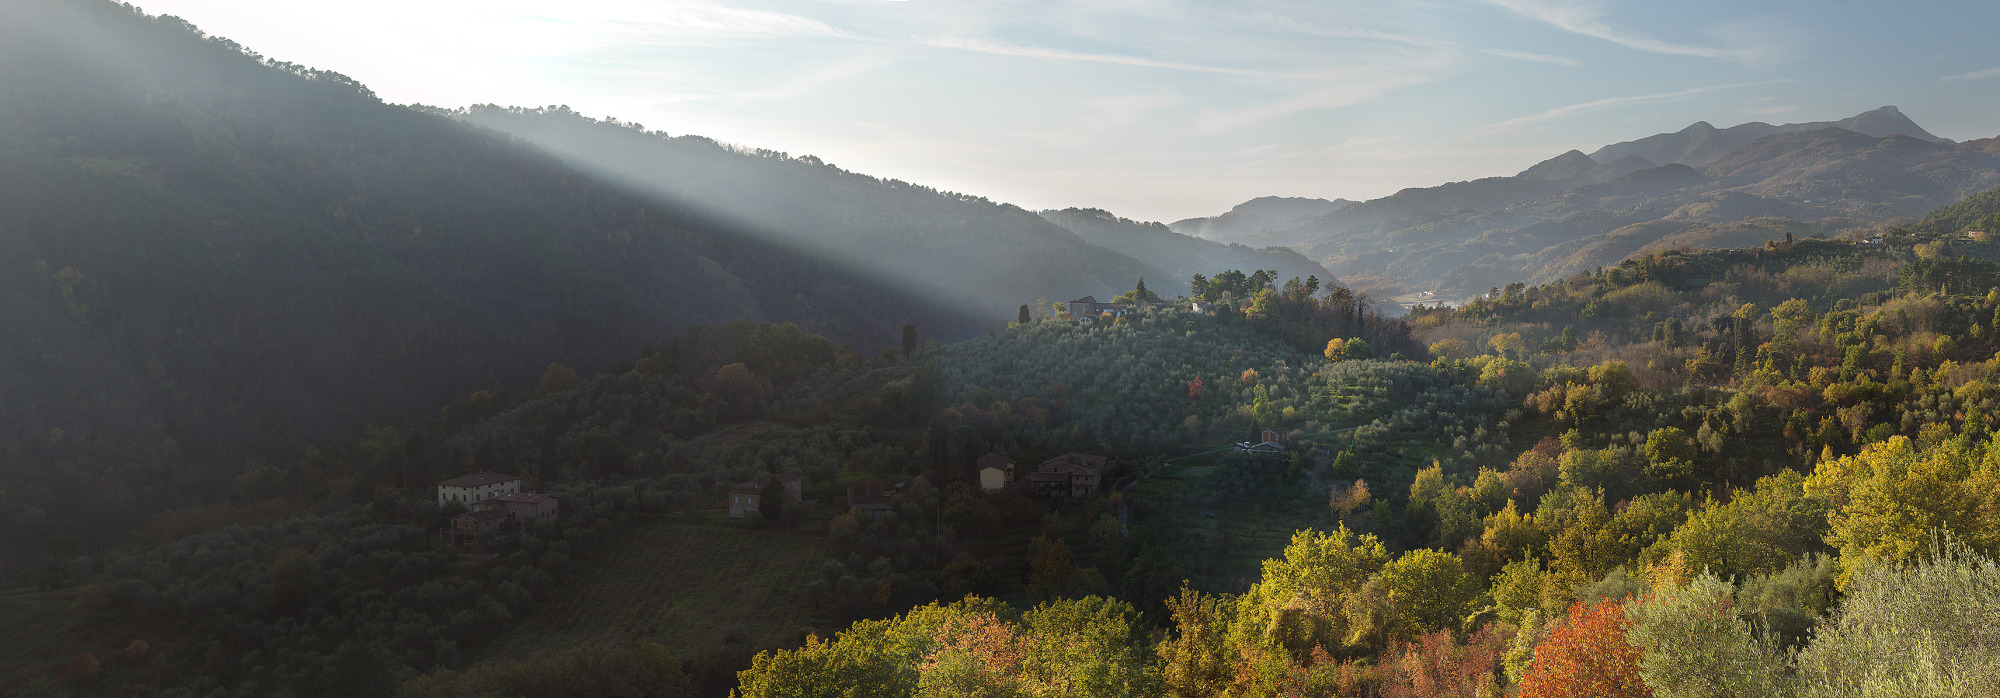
1589, 105, 1944, 167
1168, 106, 1995, 305
1038, 208, 1336, 290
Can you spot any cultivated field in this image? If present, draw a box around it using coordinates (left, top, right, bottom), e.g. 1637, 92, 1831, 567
472, 517, 831, 661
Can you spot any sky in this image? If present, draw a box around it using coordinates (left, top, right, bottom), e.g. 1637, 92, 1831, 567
136, 0, 2000, 223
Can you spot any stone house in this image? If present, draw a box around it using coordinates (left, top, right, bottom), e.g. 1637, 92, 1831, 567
1034, 453, 1114, 499
436, 471, 522, 508
443, 509, 510, 547
977, 453, 1016, 493
471, 492, 560, 522
847, 478, 894, 519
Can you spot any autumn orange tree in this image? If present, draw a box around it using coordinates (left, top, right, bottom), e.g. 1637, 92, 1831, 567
1518, 599, 1651, 698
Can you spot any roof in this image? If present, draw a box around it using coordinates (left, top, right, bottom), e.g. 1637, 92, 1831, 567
976, 453, 1015, 472
730, 482, 764, 495
436, 471, 522, 487
1027, 473, 1071, 482
850, 496, 893, 510
453, 510, 511, 522
1069, 296, 1097, 305
1039, 453, 1110, 473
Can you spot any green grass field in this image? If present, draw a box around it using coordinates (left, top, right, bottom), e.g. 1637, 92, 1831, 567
473, 516, 832, 662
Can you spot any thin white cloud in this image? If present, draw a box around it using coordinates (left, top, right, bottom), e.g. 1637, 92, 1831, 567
1741, 96, 1797, 117
585, 2, 858, 43
1192, 54, 1465, 133
917, 36, 1275, 76
1466, 81, 1787, 135
1475, 0, 1768, 62
1482, 48, 1583, 67
1939, 66, 2000, 83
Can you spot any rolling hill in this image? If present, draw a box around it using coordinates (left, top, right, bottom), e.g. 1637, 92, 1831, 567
0, 0, 981, 553
1037, 208, 1336, 290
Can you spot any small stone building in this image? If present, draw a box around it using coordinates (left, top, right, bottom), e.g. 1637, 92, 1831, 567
471, 492, 560, 522
976, 453, 1016, 493
847, 479, 893, 520
1034, 453, 1114, 499
728, 482, 764, 518
436, 471, 522, 508
443, 509, 510, 547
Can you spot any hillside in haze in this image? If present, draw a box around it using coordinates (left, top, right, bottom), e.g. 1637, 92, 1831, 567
0, 0, 978, 552
1238, 108, 2000, 302
454, 107, 1172, 319
1168, 195, 1354, 247
1037, 207, 1336, 291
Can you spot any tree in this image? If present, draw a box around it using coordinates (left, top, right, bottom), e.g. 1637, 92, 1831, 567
1624, 574, 1792, 698
537, 363, 579, 396
1643, 427, 1698, 484
1795, 537, 2000, 696
903, 323, 919, 357
1324, 338, 1348, 363
268, 546, 324, 617
761, 477, 786, 522
1377, 548, 1479, 636
1019, 304, 1032, 325
1187, 377, 1205, 399
1155, 587, 1234, 698
64, 651, 99, 683
1518, 599, 1651, 698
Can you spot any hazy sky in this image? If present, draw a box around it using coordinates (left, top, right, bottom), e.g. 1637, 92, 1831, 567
139, 0, 2000, 222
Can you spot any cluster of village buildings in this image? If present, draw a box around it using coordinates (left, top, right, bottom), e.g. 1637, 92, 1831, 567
434, 471, 559, 547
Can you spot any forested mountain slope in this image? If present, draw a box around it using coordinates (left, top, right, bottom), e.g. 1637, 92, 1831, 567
1283, 116, 1999, 302
0, 0, 978, 554
454, 107, 1170, 319
1037, 208, 1335, 289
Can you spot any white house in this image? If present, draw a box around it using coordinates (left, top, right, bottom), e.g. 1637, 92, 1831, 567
436, 471, 522, 508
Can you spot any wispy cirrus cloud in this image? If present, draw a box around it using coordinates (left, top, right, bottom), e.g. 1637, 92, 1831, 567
1939, 66, 2000, 83
917, 36, 1276, 76
1466, 80, 1788, 135
1482, 48, 1582, 67
1474, 0, 1780, 63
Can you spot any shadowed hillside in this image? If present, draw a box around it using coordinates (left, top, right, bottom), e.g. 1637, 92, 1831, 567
0, 0, 979, 554
454, 106, 1171, 319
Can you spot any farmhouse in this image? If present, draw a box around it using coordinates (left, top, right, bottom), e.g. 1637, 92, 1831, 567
976, 452, 1016, 493
471, 491, 559, 522
727, 475, 803, 518
1034, 453, 1114, 499
1067, 296, 1154, 324
442, 509, 510, 547
847, 478, 894, 519
436, 471, 522, 508
728, 482, 764, 518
